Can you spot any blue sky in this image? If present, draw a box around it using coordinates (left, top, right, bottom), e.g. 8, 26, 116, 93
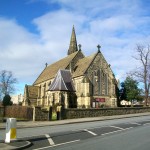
0, 0, 150, 95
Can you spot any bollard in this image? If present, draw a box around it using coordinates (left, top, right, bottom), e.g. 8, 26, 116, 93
5, 118, 17, 143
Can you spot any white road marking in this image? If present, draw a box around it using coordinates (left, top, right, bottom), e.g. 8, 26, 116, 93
101, 127, 133, 136
101, 129, 122, 136
33, 139, 80, 150
110, 125, 124, 130
124, 127, 133, 130
130, 122, 141, 125
84, 129, 97, 136
45, 134, 55, 145
143, 123, 150, 126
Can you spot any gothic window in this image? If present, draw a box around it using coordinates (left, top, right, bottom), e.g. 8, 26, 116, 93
93, 71, 97, 95
105, 74, 108, 95
92, 70, 100, 96
45, 96, 47, 105
43, 83, 46, 97
39, 85, 41, 98
92, 72, 95, 96
97, 70, 101, 95
48, 81, 51, 86
94, 70, 97, 76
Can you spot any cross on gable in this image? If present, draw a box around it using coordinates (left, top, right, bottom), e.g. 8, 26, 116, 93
97, 45, 101, 51
78, 44, 81, 50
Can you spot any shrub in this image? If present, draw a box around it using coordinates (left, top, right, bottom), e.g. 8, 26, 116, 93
2, 95, 13, 106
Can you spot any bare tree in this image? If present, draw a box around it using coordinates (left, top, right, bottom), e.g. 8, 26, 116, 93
132, 44, 150, 106
0, 70, 17, 100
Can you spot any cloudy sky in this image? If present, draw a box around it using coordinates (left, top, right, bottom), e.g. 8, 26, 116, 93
0, 0, 150, 95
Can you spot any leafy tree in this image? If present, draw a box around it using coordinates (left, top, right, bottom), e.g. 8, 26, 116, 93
0, 70, 17, 100
2, 94, 13, 106
116, 84, 121, 107
119, 82, 127, 100
124, 76, 142, 102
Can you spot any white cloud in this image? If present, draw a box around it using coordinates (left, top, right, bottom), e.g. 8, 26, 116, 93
33, 9, 87, 58
0, 18, 48, 84
33, 9, 86, 39
0, 0, 150, 94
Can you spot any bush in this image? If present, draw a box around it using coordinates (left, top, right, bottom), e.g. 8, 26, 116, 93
2, 95, 13, 106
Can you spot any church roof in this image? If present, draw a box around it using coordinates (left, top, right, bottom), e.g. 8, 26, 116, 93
33, 50, 98, 85
49, 69, 75, 92
33, 51, 80, 85
73, 53, 97, 77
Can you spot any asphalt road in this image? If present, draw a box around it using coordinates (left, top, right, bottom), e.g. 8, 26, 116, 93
47, 124, 150, 150
1, 116, 150, 149
23, 116, 150, 149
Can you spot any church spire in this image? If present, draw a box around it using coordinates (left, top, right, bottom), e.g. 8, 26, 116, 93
68, 25, 78, 55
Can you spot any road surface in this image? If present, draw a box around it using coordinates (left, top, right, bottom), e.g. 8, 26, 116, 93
1, 115, 150, 149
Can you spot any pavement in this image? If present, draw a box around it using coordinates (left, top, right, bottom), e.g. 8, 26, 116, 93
0, 112, 150, 150
0, 140, 31, 150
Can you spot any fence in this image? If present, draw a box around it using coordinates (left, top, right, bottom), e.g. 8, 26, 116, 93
0, 106, 33, 121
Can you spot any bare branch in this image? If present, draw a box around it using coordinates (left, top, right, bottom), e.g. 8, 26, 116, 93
0, 70, 17, 99
131, 44, 150, 105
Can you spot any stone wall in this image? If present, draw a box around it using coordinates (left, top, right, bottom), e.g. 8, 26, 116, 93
1, 106, 150, 121
63, 107, 150, 119
33, 107, 49, 121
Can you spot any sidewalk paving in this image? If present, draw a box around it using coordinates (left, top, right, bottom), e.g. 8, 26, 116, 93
1, 112, 150, 130
0, 112, 150, 149
0, 140, 31, 150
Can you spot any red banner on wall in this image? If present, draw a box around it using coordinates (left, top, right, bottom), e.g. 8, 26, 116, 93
95, 98, 105, 102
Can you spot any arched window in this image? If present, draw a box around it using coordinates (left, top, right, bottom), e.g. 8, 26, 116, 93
105, 74, 108, 95
92, 70, 101, 96
91, 72, 94, 96
92, 71, 96, 95
43, 83, 46, 97
39, 85, 41, 98
97, 70, 101, 95
48, 81, 51, 86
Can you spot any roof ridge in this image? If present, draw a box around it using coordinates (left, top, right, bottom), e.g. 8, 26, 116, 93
72, 52, 98, 78
48, 51, 79, 67
33, 67, 47, 85
82, 52, 98, 74
33, 51, 81, 85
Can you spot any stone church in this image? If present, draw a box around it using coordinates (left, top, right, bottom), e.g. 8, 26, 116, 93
23, 26, 118, 108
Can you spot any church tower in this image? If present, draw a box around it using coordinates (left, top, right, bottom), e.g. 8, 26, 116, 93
68, 26, 78, 55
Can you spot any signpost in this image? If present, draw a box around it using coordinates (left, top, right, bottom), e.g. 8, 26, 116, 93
96, 98, 105, 102
93, 98, 105, 108
5, 118, 17, 143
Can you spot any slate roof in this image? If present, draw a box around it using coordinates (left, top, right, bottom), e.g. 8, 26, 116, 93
49, 69, 75, 92
33, 51, 80, 85
33, 50, 98, 85
72, 53, 97, 77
